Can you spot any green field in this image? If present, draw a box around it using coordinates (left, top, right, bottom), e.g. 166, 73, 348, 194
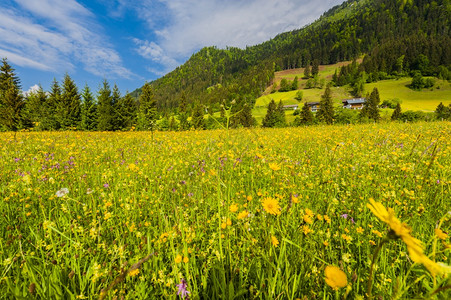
254, 63, 451, 124
1, 123, 450, 299
366, 78, 451, 111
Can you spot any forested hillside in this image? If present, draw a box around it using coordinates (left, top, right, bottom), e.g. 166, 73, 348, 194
137, 0, 450, 113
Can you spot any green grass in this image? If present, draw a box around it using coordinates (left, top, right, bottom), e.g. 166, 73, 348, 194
366, 78, 451, 111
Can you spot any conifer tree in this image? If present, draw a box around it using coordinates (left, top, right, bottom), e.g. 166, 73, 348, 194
111, 84, 121, 130
291, 76, 299, 90
97, 80, 114, 131
317, 85, 334, 124
367, 87, 381, 121
299, 102, 314, 124
304, 62, 311, 78
25, 85, 47, 129
391, 103, 402, 121
275, 100, 286, 127
137, 82, 157, 131
178, 92, 190, 130
191, 103, 205, 130
116, 93, 137, 130
59, 74, 81, 130
262, 99, 277, 128
0, 58, 25, 132
80, 85, 97, 131
43, 79, 61, 130
435, 102, 446, 120
311, 59, 320, 76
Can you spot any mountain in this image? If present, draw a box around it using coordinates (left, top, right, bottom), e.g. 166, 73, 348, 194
132, 0, 451, 113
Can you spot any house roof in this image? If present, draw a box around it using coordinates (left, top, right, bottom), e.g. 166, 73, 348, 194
306, 102, 320, 106
342, 98, 366, 104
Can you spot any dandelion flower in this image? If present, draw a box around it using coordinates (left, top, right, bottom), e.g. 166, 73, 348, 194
271, 236, 279, 247
183, 256, 189, 263
325, 266, 347, 289
262, 197, 281, 215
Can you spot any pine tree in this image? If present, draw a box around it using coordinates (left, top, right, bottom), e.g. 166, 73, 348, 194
367, 88, 381, 121
116, 93, 137, 130
191, 103, 206, 130
291, 76, 299, 90
275, 100, 286, 127
137, 82, 157, 131
299, 102, 314, 124
304, 62, 311, 78
24, 85, 47, 129
311, 59, 320, 76
111, 84, 121, 130
80, 85, 97, 131
317, 85, 334, 124
435, 102, 446, 120
262, 99, 277, 128
59, 74, 81, 130
391, 103, 402, 121
0, 58, 26, 133
240, 103, 255, 127
177, 92, 190, 131
97, 80, 114, 131
43, 79, 61, 130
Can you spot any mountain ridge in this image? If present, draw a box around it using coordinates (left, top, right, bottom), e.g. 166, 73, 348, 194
132, 0, 450, 114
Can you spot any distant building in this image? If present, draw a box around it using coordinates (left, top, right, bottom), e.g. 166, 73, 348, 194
282, 104, 299, 110
306, 102, 320, 112
342, 98, 366, 109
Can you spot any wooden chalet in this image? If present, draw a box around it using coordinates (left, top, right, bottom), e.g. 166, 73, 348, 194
342, 98, 366, 109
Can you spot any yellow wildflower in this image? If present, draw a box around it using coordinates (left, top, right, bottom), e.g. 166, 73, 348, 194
128, 269, 139, 277
269, 163, 281, 171
175, 255, 182, 264
435, 228, 448, 240
237, 210, 249, 220
324, 266, 347, 290
183, 256, 189, 263
367, 198, 445, 277
229, 204, 238, 213
262, 197, 281, 215
271, 236, 279, 247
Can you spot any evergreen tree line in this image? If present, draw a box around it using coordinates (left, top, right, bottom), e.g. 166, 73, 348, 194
0, 58, 156, 132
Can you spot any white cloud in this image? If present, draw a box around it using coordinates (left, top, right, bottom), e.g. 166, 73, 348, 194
129, 0, 344, 73
22, 84, 41, 97
0, 0, 133, 78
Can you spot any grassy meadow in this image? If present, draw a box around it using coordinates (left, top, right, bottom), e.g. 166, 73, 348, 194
1, 122, 450, 299
253, 63, 451, 124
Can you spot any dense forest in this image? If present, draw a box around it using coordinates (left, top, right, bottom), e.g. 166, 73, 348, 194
1, 0, 451, 132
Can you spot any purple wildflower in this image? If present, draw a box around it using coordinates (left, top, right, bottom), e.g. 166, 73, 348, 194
176, 278, 190, 299
103, 183, 109, 189
341, 214, 348, 219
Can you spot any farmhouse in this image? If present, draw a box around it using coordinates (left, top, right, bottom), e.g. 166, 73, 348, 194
306, 102, 320, 112
282, 104, 299, 110
342, 98, 366, 109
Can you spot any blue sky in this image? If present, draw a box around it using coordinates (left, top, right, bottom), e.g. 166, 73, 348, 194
0, 0, 344, 95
